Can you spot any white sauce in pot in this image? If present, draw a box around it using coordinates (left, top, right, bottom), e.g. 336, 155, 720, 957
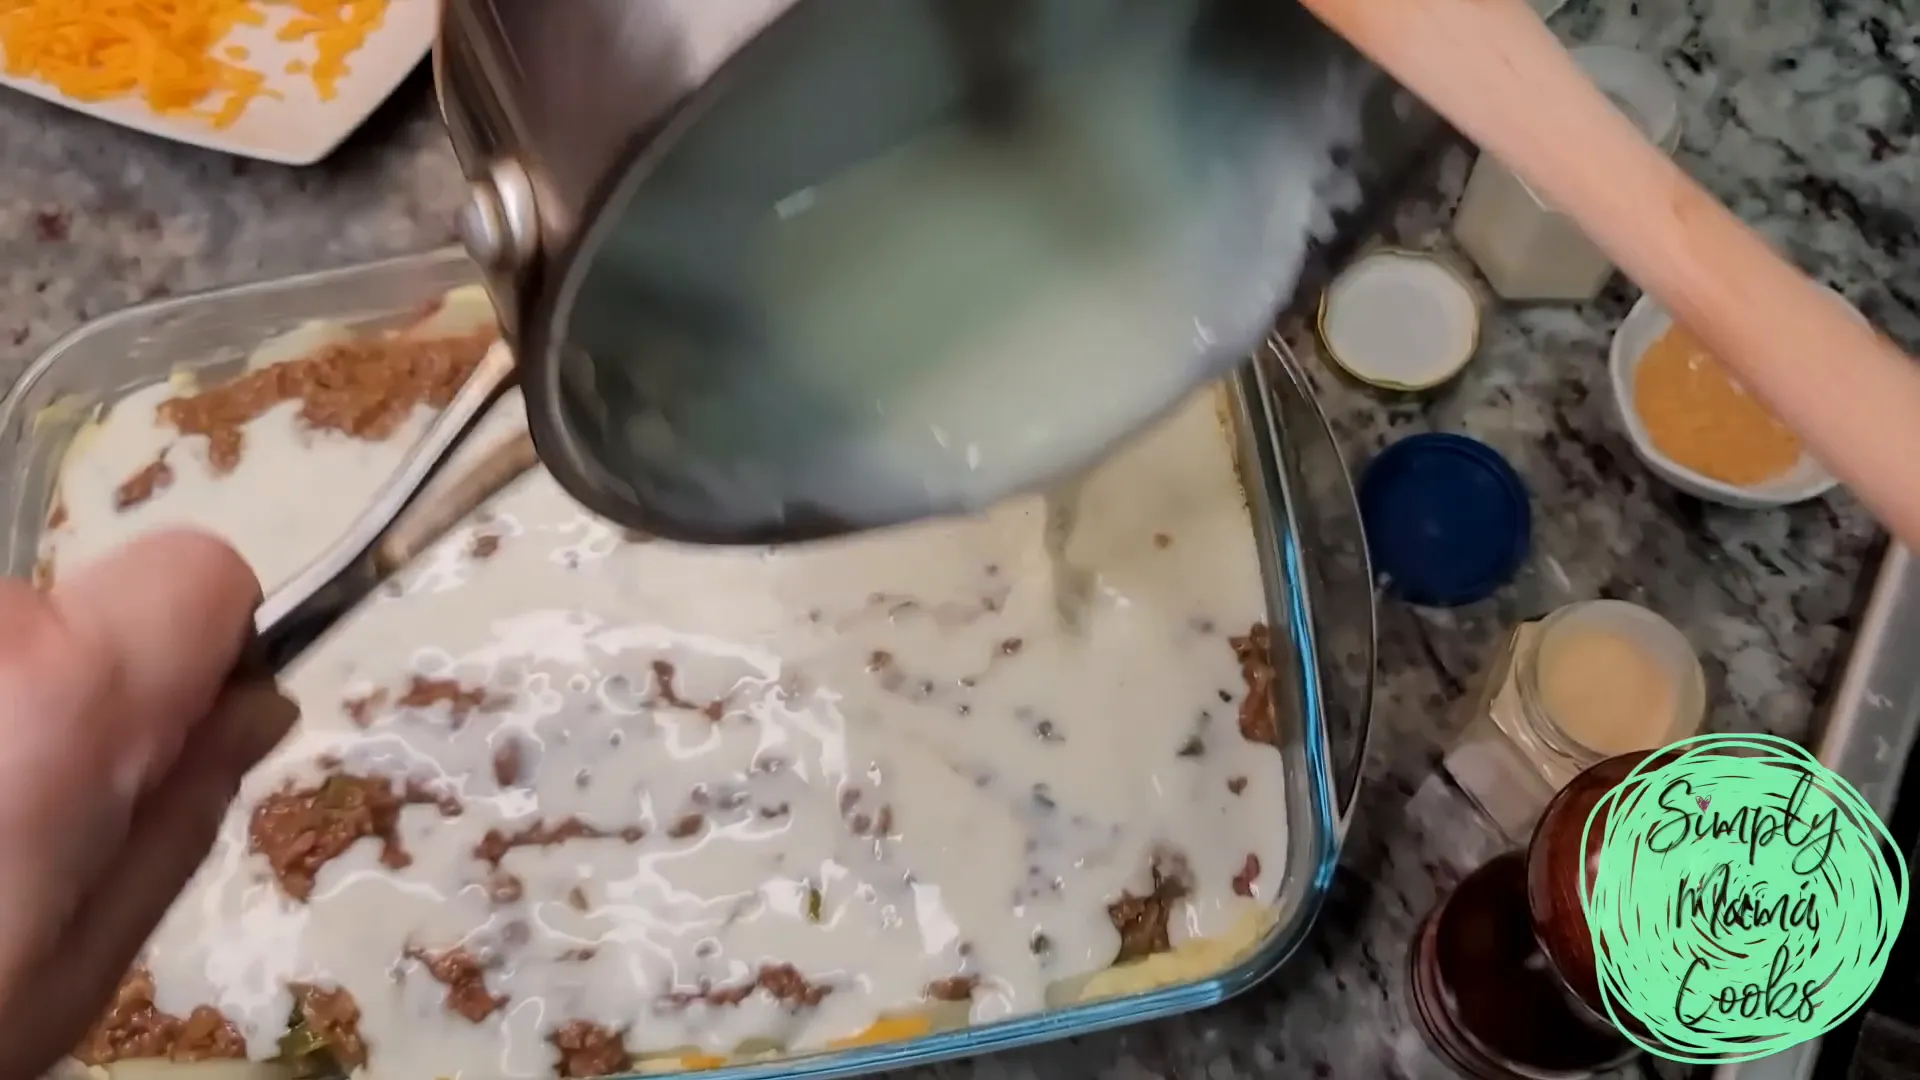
40, 311, 1286, 1079
576, 0, 1364, 541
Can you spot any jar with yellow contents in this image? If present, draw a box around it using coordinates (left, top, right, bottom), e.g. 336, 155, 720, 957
1442, 599, 1707, 843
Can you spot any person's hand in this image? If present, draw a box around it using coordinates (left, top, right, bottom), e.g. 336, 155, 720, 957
0, 529, 297, 1078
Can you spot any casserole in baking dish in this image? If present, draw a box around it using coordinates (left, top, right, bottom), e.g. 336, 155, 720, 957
2, 251, 1354, 1080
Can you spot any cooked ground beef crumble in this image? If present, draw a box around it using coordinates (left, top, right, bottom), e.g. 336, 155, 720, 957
474, 817, 645, 864
662, 964, 833, 1010
395, 674, 504, 726
1230, 622, 1278, 748
1232, 854, 1263, 898
113, 454, 174, 510
294, 983, 369, 1068
926, 975, 980, 1002
155, 328, 497, 473
250, 773, 461, 901
407, 946, 509, 1023
1107, 853, 1194, 964
550, 1022, 630, 1079
74, 968, 245, 1066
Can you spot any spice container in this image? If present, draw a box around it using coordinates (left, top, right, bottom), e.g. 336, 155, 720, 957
1408, 753, 1651, 1079
1451, 46, 1680, 303
1358, 434, 1531, 609
1442, 599, 1704, 842
1609, 289, 1847, 509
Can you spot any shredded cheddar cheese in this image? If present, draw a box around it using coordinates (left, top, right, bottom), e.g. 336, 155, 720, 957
0, 0, 388, 128
827, 1014, 934, 1049
277, 0, 384, 101
627, 1014, 938, 1074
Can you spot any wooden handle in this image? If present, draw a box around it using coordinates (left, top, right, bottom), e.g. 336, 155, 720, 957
373, 430, 538, 575
1299, 0, 1920, 544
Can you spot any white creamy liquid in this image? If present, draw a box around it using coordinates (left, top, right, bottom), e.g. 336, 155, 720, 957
597, 0, 1355, 540
42, 321, 1287, 1078
753, 54, 1211, 519
1041, 481, 1096, 635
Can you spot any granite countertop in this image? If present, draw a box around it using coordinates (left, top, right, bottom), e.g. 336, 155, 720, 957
0, 0, 1912, 1074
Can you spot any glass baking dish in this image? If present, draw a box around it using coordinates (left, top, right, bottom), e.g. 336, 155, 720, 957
0, 246, 1371, 1080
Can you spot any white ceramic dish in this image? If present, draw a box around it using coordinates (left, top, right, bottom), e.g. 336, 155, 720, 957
0, 0, 434, 166
1609, 288, 1855, 509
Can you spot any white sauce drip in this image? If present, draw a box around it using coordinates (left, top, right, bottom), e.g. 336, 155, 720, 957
1041, 480, 1097, 635
41, 326, 1285, 1079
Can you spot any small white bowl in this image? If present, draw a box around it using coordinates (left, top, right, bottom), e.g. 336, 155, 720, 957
1608, 290, 1854, 509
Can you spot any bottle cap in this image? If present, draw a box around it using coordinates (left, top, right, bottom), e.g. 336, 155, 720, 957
1316, 249, 1482, 392
1359, 433, 1531, 607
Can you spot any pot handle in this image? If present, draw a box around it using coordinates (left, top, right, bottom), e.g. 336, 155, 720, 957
245, 344, 525, 674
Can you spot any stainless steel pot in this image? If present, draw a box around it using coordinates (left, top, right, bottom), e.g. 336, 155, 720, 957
432, 0, 1364, 546
434, 0, 806, 540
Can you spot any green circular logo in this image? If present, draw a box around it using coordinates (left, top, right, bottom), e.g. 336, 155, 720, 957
1579, 732, 1910, 1063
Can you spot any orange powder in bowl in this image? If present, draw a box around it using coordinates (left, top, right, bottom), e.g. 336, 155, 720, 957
1631, 322, 1801, 486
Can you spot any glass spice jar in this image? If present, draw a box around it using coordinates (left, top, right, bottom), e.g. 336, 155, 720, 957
1442, 600, 1705, 844
1451, 46, 1682, 304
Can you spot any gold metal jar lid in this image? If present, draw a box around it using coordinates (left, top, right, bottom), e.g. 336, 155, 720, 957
1315, 248, 1484, 392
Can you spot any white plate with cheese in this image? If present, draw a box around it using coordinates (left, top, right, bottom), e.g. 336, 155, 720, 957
0, 0, 435, 166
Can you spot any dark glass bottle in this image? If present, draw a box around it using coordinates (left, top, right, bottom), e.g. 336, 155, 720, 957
1407, 752, 1653, 1079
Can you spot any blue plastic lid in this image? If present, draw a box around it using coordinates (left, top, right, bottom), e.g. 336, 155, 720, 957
1359, 433, 1531, 608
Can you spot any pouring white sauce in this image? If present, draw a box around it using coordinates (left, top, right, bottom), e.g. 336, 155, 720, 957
590, 0, 1358, 541
40, 304, 1288, 1079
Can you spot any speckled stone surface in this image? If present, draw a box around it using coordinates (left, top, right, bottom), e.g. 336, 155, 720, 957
0, 0, 1912, 1074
